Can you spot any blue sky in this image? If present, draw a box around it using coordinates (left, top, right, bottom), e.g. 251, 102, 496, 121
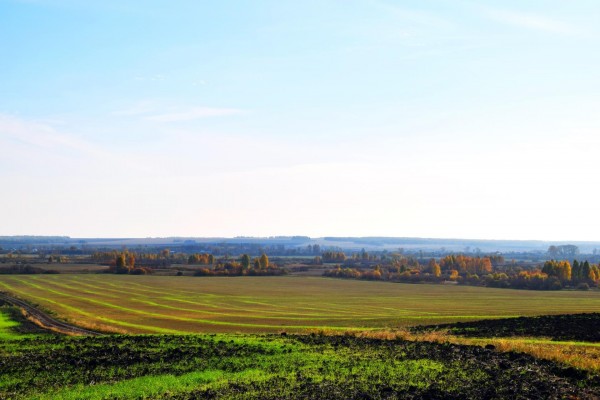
1, 0, 600, 239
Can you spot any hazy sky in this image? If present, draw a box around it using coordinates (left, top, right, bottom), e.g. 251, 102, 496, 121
1, 1, 600, 240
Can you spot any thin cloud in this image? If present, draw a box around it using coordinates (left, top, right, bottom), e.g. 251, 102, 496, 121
0, 113, 104, 157
484, 8, 578, 35
146, 107, 244, 122
0, 113, 160, 177
114, 101, 244, 122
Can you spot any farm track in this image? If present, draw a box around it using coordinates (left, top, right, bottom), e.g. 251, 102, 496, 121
0, 291, 102, 336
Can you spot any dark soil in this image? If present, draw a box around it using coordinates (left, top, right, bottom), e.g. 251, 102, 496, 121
0, 333, 598, 399
1, 304, 599, 399
415, 313, 600, 342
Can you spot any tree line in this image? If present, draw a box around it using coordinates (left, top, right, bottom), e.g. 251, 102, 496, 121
323, 255, 600, 290
193, 254, 285, 277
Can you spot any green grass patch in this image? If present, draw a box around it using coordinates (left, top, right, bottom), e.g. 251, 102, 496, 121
32, 369, 273, 400
0, 309, 24, 340
0, 306, 46, 341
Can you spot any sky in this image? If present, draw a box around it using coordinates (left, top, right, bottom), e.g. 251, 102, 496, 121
1, 0, 600, 240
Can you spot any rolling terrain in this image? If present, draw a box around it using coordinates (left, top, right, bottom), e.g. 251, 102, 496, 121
0, 312, 597, 399
0, 275, 599, 334
0, 275, 599, 398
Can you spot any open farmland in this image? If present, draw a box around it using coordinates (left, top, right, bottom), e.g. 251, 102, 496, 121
1, 328, 598, 399
0, 275, 598, 334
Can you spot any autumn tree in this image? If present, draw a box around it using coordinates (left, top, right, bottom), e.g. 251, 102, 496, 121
542, 260, 571, 281
113, 253, 129, 274
187, 253, 213, 264
590, 265, 600, 282
240, 254, 250, 270
439, 255, 493, 275
368, 265, 382, 280
259, 253, 269, 269
116, 254, 126, 268
127, 254, 135, 269
322, 251, 346, 263
558, 262, 572, 281
428, 258, 441, 277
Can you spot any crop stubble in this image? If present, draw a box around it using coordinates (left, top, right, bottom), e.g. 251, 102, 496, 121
0, 275, 598, 334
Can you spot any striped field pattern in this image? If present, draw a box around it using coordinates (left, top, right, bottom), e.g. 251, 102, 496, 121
0, 275, 599, 334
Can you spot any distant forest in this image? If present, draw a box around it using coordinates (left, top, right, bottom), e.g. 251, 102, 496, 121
324, 253, 599, 291
3, 236, 600, 262
1, 241, 598, 290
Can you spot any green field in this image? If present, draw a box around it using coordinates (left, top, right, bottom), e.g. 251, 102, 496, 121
0, 275, 598, 334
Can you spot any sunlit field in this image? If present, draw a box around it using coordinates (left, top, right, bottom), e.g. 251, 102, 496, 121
0, 275, 598, 334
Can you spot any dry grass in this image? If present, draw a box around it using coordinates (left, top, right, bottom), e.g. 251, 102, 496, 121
453, 336, 600, 373
23, 313, 80, 336
305, 327, 451, 344
67, 319, 128, 334
304, 328, 600, 373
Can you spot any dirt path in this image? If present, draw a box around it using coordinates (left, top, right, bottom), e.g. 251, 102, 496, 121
0, 291, 103, 336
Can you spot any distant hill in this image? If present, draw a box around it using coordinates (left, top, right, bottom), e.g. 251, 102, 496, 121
2, 235, 600, 255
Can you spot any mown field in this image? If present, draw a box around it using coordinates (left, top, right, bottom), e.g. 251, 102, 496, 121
0, 275, 599, 334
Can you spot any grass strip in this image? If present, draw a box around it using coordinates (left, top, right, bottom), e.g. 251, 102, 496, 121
0, 309, 29, 340
31, 368, 274, 400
